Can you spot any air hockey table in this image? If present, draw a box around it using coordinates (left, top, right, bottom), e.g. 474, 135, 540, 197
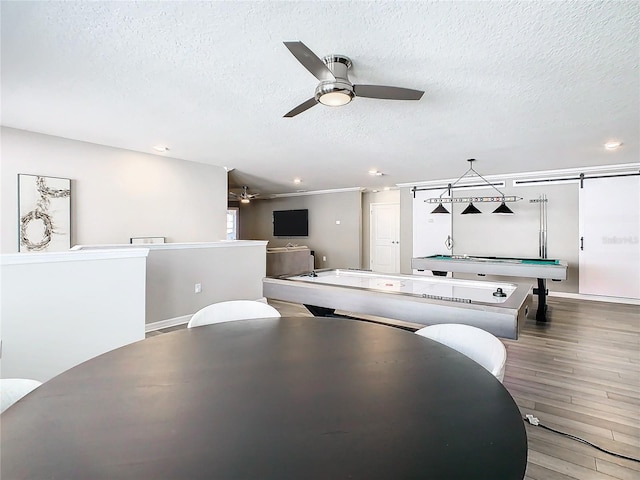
263, 269, 532, 339
411, 255, 568, 322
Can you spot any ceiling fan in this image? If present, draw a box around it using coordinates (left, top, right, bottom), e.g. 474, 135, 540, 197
283, 41, 424, 117
229, 186, 259, 204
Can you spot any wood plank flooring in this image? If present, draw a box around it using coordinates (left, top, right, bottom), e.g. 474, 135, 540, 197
504, 298, 640, 480
149, 297, 640, 479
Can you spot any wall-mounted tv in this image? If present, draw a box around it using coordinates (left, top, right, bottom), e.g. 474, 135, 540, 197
273, 209, 308, 237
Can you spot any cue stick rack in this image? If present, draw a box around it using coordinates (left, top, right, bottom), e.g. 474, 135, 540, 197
529, 195, 548, 259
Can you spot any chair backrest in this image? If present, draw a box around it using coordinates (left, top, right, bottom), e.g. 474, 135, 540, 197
414, 324, 507, 382
187, 300, 281, 328
1, 378, 43, 414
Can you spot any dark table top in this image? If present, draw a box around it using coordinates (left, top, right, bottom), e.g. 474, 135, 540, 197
1, 316, 527, 480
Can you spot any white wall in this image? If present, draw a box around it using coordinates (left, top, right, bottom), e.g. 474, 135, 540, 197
1, 249, 147, 382
1, 127, 228, 253
73, 241, 268, 324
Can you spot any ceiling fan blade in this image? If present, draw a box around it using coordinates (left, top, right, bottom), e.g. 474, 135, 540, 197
354, 85, 424, 100
284, 41, 335, 82
283, 98, 318, 118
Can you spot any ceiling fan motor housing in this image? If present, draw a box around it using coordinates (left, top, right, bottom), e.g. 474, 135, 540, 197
315, 55, 354, 106
322, 55, 352, 77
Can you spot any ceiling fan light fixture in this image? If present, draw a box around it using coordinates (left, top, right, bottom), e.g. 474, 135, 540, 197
231, 185, 258, 204
315, 80, 354, 106
318, 91, 352, 106
284, 42, 424, 117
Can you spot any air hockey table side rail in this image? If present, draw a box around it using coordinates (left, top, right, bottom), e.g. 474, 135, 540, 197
263, 269, 532, 339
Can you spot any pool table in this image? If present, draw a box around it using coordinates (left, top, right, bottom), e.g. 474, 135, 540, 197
263, 269, 532, 339
411, 255, 568, 322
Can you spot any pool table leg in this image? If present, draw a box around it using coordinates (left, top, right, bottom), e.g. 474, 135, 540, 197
533, 278, 548, 322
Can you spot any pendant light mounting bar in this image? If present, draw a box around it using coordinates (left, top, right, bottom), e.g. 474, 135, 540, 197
425, 195, 521, 204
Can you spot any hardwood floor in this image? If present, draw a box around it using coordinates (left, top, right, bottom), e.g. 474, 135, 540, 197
504, 297, 640, 480
149, 297, 640, 479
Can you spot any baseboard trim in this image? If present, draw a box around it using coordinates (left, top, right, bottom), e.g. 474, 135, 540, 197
549, 291, 640, 305
145, 315, 191, 333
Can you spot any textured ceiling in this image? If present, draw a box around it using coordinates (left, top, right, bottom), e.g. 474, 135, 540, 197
1, 1, 638, 196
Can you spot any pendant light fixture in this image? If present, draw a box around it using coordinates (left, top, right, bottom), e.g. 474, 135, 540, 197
461, 202, 482, 215
492, 201, 514, 215
431, 201, 450, 214
425, 159, 520, 215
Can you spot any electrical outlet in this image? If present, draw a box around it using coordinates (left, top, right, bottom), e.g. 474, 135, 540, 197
194, 283, 202, 294
322, 256, 327, 262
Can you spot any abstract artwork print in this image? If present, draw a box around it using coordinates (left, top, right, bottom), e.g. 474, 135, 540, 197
18, 174, 71, 252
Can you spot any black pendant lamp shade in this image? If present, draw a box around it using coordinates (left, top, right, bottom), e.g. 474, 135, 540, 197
461, 202, 482, 215
492, 201, 514, 215
431, 202, 450, 214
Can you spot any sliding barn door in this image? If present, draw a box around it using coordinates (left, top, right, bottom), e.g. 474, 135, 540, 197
579, 175, 640, 298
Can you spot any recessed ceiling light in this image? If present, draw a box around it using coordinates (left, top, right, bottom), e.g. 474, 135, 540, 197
293, 178, 302, 184
372, 189, 379, 193
604, 141, 622, 150
383, 187, 390, 191
153, 145, 170, 152
368, 170, 383, 176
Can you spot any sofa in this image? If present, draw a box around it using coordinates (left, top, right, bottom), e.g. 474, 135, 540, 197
266, 245, 314, 277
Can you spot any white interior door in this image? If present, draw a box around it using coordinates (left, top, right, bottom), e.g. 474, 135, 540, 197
370, 203, 400, 273
579, 175, 640, 298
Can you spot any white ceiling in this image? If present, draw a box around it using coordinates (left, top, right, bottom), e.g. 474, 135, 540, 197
1, 1, 638, 196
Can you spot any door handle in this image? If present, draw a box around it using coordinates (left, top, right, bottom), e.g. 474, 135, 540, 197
580, 236, 584, 251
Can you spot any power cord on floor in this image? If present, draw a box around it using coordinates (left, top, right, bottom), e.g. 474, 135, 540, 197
524, 414, 640, 463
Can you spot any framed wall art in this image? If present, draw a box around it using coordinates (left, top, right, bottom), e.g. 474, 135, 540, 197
18, 174, 71, 252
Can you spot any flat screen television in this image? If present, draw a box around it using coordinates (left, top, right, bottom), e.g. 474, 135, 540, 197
273, 209, 308, 237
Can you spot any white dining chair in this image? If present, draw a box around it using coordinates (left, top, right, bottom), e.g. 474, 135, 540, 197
1, 378, 43, 414
187, 300, 281, 328
414, 324, 507, 382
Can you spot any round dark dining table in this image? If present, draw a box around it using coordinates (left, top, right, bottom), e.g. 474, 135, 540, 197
1, 316, 527, 479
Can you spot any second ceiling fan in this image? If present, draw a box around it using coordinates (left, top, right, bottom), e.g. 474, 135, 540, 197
283, 41, 424, 118
229, 186, 259, 204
